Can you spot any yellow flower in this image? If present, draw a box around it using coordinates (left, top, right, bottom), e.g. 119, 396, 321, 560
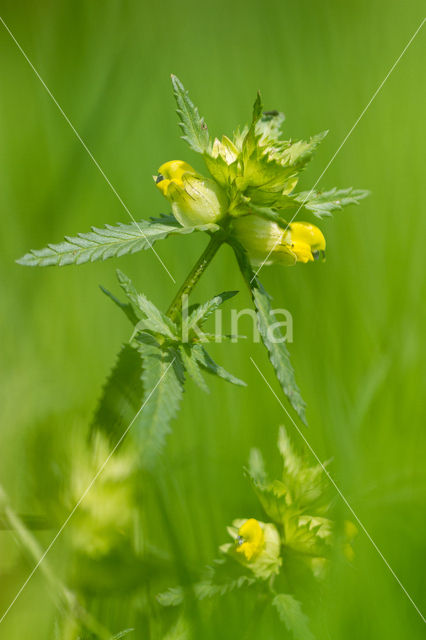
154, 160, 195, 196
232, 215, 325, 266
154, 160, 228, 227
221, 518, 281, 579
290, 222, 326, 263
235, 518, 265, 561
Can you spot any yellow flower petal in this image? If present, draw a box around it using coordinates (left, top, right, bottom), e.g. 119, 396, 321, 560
289, 222, 326, 252
235, 518, 265, 561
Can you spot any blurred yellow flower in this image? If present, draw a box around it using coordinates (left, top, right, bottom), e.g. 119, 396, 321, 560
235, 518, 265, 561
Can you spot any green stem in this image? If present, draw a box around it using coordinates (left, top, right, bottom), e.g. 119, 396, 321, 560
0, 485, 112, 640
166, 232, 225, 322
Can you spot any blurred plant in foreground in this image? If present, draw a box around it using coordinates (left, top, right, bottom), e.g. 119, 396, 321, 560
158, 427, 357, 639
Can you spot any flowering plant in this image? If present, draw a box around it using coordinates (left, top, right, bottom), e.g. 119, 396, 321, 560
14, 76, 367, 638
18, 75, 368, 443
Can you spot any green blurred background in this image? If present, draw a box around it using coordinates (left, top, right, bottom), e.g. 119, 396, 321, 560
0, 0, 425, 637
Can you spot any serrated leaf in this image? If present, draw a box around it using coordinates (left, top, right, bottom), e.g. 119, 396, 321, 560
294, 187, 370, 218
232, 240, 307, 423
187, 290, 238, 330
117, 270, 177, 338
17, 219, 217, 267
179, 345, 209, 393
157, 586, 184, 607
157, 574, 255, 608
256, 110, 285, 141
243, 92, 264, 161
99, 286, 139, 325
192, 345, 246, 387
272, 594, 315, 640
280, 131, 328, 169
248, 448, 267, 484
278, 426, 303, 476
163, 616, 190, 640
171, 75, 210, 153
90, 344, 144, 442
135, 344, 184, 468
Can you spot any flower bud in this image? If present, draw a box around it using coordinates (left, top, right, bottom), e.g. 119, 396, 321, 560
154, 160, 228, 227
232, 215, 325, 266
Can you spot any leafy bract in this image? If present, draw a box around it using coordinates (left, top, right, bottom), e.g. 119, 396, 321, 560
255, 110, 285, 141
232, 240, 307, 423
293, 187, 370, 218
17, 219, 217, 267
272, 594, 315, 640
171, 75, 210, 153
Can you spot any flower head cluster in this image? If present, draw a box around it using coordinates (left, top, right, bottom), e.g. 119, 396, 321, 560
218, 427, 357, 586
154, 82, 367, 268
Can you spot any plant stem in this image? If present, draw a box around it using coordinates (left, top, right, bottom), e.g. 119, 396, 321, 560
166, 232, 225, 321
0, 485, 112, 640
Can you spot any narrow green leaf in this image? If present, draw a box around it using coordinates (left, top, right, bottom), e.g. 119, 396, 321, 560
252, 91, 263, 123
272, 594, 315, 640
0, 514, 51, 530
232, 240, 307, 423
187, 290, 238, 330
17, 219, 217, 267
243, 92, 264, 160
171, 74, 210, 153
179, 345, 209, 393
192, 345, 246, 387
99, 285, 139, 325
